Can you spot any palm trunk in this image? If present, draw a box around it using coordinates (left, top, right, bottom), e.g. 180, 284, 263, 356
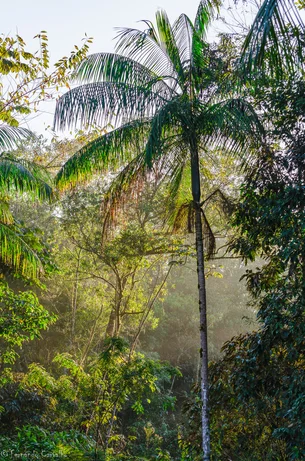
190, 138, 210, 460
195, 205, 210, 461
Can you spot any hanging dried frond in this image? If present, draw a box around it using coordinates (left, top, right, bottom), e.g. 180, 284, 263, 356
202, 189, 235, 217
201, 208, 216, 258
173, 200, 216, 258
173, 201, 194, 233
99, 152, 148, 243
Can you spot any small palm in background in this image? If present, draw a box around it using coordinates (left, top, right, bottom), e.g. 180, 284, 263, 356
0, 135, 54, 282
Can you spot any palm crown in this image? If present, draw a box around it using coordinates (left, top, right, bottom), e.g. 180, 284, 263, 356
54, 1, 261, 195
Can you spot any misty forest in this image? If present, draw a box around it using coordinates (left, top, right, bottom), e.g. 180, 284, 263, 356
1, 0, 305, 459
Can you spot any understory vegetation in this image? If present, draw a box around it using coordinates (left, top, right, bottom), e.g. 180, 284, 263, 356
1, 0, 305, 460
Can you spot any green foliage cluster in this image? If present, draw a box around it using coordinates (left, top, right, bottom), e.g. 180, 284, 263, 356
0, 32, 92, 127
0, 338, 179, 460
0, 426, 96, 461
0, 282, 56, 368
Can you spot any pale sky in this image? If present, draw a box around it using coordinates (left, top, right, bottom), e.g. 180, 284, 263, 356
0, 0, 256, 137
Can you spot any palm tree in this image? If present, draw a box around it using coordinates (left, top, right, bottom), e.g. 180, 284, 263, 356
54, 1, 262, 458
0, 148, 54, 281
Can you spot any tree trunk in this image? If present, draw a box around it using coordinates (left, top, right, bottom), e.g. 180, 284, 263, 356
195, 205, 210, 461
70, 249, 81, 350
106, 307, 116, 337
190, 137, 210, 460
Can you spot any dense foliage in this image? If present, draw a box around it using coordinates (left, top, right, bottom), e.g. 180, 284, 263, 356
1, 0, 305, 460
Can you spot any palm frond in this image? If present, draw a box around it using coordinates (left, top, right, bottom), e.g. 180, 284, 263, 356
73, 52, 153, 84
191, 2, 213, 85
54, 82, 168, 131
173, 14, 194, 71
0, 153, 54, 201
166, 153, 189, 204
145, 97, 184, 166
0, 197, 13, 225
100, 152, 148, 241
73, 52, 176, 99
172, 200, 216, 257
201, 208, 216, 258
241, 0, 305, 78
115, 26, 180, 88
0, 221, 43, 280
101, 143, 190, 237
103, 151, 147, 207
0, 125, 32, 152
156, 10, 185, 84
56, 120, 150, 189
199, 98, 264, 158
194, 0, 220, 38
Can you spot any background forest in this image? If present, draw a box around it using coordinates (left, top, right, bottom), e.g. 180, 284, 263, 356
1, 0, 305, 460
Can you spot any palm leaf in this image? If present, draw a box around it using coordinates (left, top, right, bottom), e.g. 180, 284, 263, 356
0, 125, 32, 152
100, 147, 188, 240
0, 197, 13, 225
56, 120, 150, 188
155, 10, 185, 84
73, 52, 156, 85
103, 151, 147, 208
0, 153, 54, 200
100, 151, 148, 241
199, 98, 264, 158
194, 0, 220, 38
144, 96, 186, 167
115, 25, 179, 88
173, 14, 195, 72
0, 221, 43, 280
73, 52, 176, 102
241, 0, 305, 78
166, 153, 190, 208
53, 82, 169, 131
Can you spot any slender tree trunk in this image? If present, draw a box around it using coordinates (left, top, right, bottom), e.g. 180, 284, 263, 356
106, 277, 122, 337
190, 137, 210, 461
195, 205, 210, 461
106, 307, 116, 337
70, 249, 81, 349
